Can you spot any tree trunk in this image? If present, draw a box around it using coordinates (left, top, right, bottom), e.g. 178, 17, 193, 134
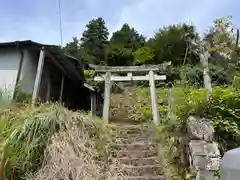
200, 51, 212, 101
236, 29, 239, 48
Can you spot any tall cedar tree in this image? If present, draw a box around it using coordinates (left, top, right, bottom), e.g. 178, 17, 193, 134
64, 37, 81, 59
106, 23, 145, 66
110, 23, 145, 50
81, 17, 109, 64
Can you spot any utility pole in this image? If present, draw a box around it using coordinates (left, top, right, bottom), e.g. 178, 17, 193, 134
58, 0, 63, 46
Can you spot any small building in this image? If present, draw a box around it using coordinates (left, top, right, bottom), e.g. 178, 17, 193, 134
0, 40, 101, 113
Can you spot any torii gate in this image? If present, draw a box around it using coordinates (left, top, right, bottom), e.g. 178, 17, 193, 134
90, 62, 171, 125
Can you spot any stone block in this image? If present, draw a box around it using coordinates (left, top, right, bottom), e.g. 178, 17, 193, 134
195, 170, 215, 180
187, 116, 214, 141
189, 140, 220, 157
192, 155, 220, 171
205, 142, 220, 157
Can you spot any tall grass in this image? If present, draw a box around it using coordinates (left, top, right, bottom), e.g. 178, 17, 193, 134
0, 87, 14, 108
0, 99, 119, 180
0, 103, 65, 179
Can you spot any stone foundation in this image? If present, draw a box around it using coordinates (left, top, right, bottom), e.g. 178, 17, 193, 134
187, 116, 221, 180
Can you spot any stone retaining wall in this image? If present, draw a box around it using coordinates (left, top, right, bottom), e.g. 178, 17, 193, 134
187, 116, 221, 180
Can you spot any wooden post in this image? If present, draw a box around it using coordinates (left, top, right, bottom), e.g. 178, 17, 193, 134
127, 72, 133, 80
167, 82, 173, 119
32, 47, 45, 105
91, 92, 96, 116
149, 70, 160, 125
127, 72, 133, 85
46, 77, 51, 101
59, 75, 64, 102
103, 71, 111, 123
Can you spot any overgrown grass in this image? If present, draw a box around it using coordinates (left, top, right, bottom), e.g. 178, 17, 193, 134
135, 86, 240, 179
0, 87, 14, 108
137, 86, 240, 147
0, 102, 116, 180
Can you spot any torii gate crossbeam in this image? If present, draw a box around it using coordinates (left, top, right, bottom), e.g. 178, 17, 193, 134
90, 62, 171, 125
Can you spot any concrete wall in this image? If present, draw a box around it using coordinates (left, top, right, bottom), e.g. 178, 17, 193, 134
0, 48, 21, 100
0, 48, 40, 101
20, 50, 37, 94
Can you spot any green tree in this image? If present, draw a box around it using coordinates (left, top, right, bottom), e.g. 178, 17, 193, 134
107, 23, 145, 65
64, 37, 81, 59
106, 44, 133, 66
201, 16, 239, 86
81, 17, 109, 64
208, 16, 235, 56
110, 23, 145, 50
149, 23, 199, 65
133, 47, 155, 65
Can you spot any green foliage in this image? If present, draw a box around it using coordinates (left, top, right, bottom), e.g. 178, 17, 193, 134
208, 16, 235, 56
60, 16, 239, 89
84, 69, 96, 79
214, 168, 220, 180
233, 74, 240, 88
133, 46, 155, 65
168, 62, 235, 87
134, 87, 240, 178
170, 87, 240, 152
14, 85, 32, 103
14, 91, 32, 103
148, 23, 199, 65
64, 37, 82, 60
141, 108, 152, 120
80, 17, 109, 64
136, 86, 240, 155
106, 24, 145, 66
106, 44, 133, 66
0, 103, 63, 179
110, 23, 145, 50
0, 88, 14, 107
204, 16, 239, 82
148, 117, 188, 180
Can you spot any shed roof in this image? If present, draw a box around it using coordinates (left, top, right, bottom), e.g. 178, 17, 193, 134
0, 40, 84, 82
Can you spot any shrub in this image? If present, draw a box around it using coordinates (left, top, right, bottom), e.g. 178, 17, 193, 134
134, 86, 240, 179
172, 87, 240, 152
233, 74, 240, 88
167, 63, 237, 87
136, 86, 240, 153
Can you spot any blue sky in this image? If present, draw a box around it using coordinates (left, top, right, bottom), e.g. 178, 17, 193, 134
0, 0, 239, 45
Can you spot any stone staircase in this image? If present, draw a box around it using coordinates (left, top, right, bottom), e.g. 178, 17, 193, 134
110, 124, 167, 180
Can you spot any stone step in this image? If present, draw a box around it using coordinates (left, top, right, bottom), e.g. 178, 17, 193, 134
111, 143, 156, 151
111, 149, 158, 158
114, 128, 155, 134
114, 132, 155, 139
114, 137, 155, 144
111, 157, 160, 166
111, 124, 149, 130
114, 165, 164, 176
111, 126, 155, 136
121, 175, 166, 180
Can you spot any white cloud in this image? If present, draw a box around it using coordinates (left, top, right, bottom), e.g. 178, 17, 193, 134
0, 0, 239, 45
113, 0, 236, 37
